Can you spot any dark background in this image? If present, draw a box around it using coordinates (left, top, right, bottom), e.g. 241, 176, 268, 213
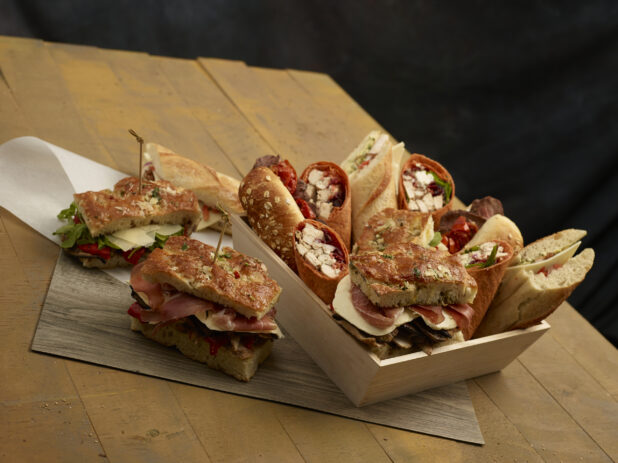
2, 0, 617, 345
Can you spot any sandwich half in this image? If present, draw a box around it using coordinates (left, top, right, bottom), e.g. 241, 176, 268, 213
128, 236, 283, 381
54, 177, 201, 268
332, 243, 478, 357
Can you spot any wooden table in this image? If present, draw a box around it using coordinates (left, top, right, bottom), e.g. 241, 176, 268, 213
0, 35, 616, 462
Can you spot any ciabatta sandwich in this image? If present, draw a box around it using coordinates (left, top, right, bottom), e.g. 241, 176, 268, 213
144, 143, 245, 233
332, 243, 478, 357
128, 236, 283, 381
475, 229, 594, 337
54, 177, 201, 268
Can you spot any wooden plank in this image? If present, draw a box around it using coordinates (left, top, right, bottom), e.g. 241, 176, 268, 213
518, 327, 618, 459
0, 211, 107, 462
0, 69, 32, 143
45, 43, 239, 178
0, 36, 112, 165
169, 384, 305, 463
547, 304, 618, 400
155, 56, 274, 175
475, 360, 613, 462
367, 381, 544, 462
200, 59, 355, 173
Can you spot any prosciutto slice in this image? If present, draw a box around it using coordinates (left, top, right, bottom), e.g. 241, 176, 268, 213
410, 305, 445, 326
129, 263, 277, 332
208, 307, 278, 332
351, 284, 403, 329
443, 303, 475, 339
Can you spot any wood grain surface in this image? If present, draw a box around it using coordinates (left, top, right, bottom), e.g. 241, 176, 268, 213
1, 35, 617, 462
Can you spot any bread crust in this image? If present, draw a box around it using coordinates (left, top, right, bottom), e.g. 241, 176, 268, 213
354, 208, 434, 254
299, 162, 352, 250
141, 236, 281, 319
475, 248, 594, 337
398, 154, 455, 228
349, 243, 477, 307
239, 167, 304, 272
146, 142, 244, 215
130, 317, 272, 382
74, 177, 201, 237
293, 219, 349, 304
513, 228, 586, 265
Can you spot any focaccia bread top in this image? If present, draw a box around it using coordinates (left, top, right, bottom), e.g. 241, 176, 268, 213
141, 236, 282, 319
74, 177, 201, 237
354, 208, 434, 254
350, 243, 477, 307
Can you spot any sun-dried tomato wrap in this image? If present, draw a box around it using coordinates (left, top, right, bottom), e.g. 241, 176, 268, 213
398, 154, 455, 228
293, 219, 349, 304
297, 162, 351, 250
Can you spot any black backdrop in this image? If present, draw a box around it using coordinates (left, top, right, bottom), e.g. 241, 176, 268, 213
2, 0, 617, 345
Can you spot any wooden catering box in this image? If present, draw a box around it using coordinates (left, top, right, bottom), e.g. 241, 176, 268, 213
230, 214, 550, 407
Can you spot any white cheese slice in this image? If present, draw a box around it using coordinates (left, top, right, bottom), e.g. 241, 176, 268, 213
194, 311, 283, 338
419, 309, 458, 330
107, 223, 184, 251
332, 275, 417, 336
197, 209, 223, 231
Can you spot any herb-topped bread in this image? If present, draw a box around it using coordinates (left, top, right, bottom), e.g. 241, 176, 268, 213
349, 243, 477, 307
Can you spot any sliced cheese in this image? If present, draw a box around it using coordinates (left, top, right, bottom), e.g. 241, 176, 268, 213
333, 275, 418, 336
107, 223, 184, 252
194, 311, 283, 338
419, 309, 458, 330
197, 209, 223, 231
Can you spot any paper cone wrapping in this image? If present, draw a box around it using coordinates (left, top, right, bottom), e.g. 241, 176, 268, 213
398, 154, 455, 229
293, 219, 349, 304
300, 162, 352, 252
464, 240, 514, 339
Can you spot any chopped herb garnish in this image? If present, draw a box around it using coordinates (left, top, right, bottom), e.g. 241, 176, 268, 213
181, 242, 189, 251
430, 171, 452, 203
382, 254, 393, 259
413, 267, 421, 278
218, 252, 232, 259
428, 232, 442, 247
151, 186, 161, 200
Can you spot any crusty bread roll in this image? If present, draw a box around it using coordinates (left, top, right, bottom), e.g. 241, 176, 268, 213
239, 166, 304, 272
466, 214, 524, 255
299, 162, 352, 250
131, 317, 273, 382
293, 219, 349, 304
145, 142, 244, 215
475, 248, 594, 337
512, 228, 586, 266
398, 153, 455, 228
341, 131, 398, 243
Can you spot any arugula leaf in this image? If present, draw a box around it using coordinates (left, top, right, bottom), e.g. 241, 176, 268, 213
465, 245, 499, 269
430, 172, 452, 203
58, 224, 88, 249
57, 202, 77, 221
463, 245, 480, 253
428, 232, 442, 247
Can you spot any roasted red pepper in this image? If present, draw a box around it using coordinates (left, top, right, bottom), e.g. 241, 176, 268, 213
77, 243, 112, 261
295, 197, 316, 219
270, 160, 297, 194
441, 216, 478, 253
122, 247, 147, 265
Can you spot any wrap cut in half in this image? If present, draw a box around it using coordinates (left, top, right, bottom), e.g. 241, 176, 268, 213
341, 131, 401, 243
298, 161, 352, 251
398, 153, 455, 229
293, 219, 349, 304
457, 239, 514, 339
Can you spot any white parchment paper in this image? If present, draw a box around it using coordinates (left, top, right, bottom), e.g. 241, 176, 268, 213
0, 136, 232, 282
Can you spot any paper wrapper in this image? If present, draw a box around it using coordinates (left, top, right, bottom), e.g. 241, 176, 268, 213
465, 240, 514, 339
398, 154, 455, 229
293, 219, 349, 304
300, 162, 352, 251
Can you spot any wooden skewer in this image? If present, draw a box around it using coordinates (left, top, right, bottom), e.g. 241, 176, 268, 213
212, 203, 230, 265
128, 129, 145, 194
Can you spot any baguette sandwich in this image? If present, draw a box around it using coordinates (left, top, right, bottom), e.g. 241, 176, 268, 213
54, 177, 201, 268
332, 243, 478, 357
128, 236, 283, 381
144, 143, 245, 233
341, 131, 405, 242
475, 229, 594, 337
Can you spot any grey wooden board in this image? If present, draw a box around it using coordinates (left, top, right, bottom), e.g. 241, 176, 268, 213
32, 252, 484, 444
